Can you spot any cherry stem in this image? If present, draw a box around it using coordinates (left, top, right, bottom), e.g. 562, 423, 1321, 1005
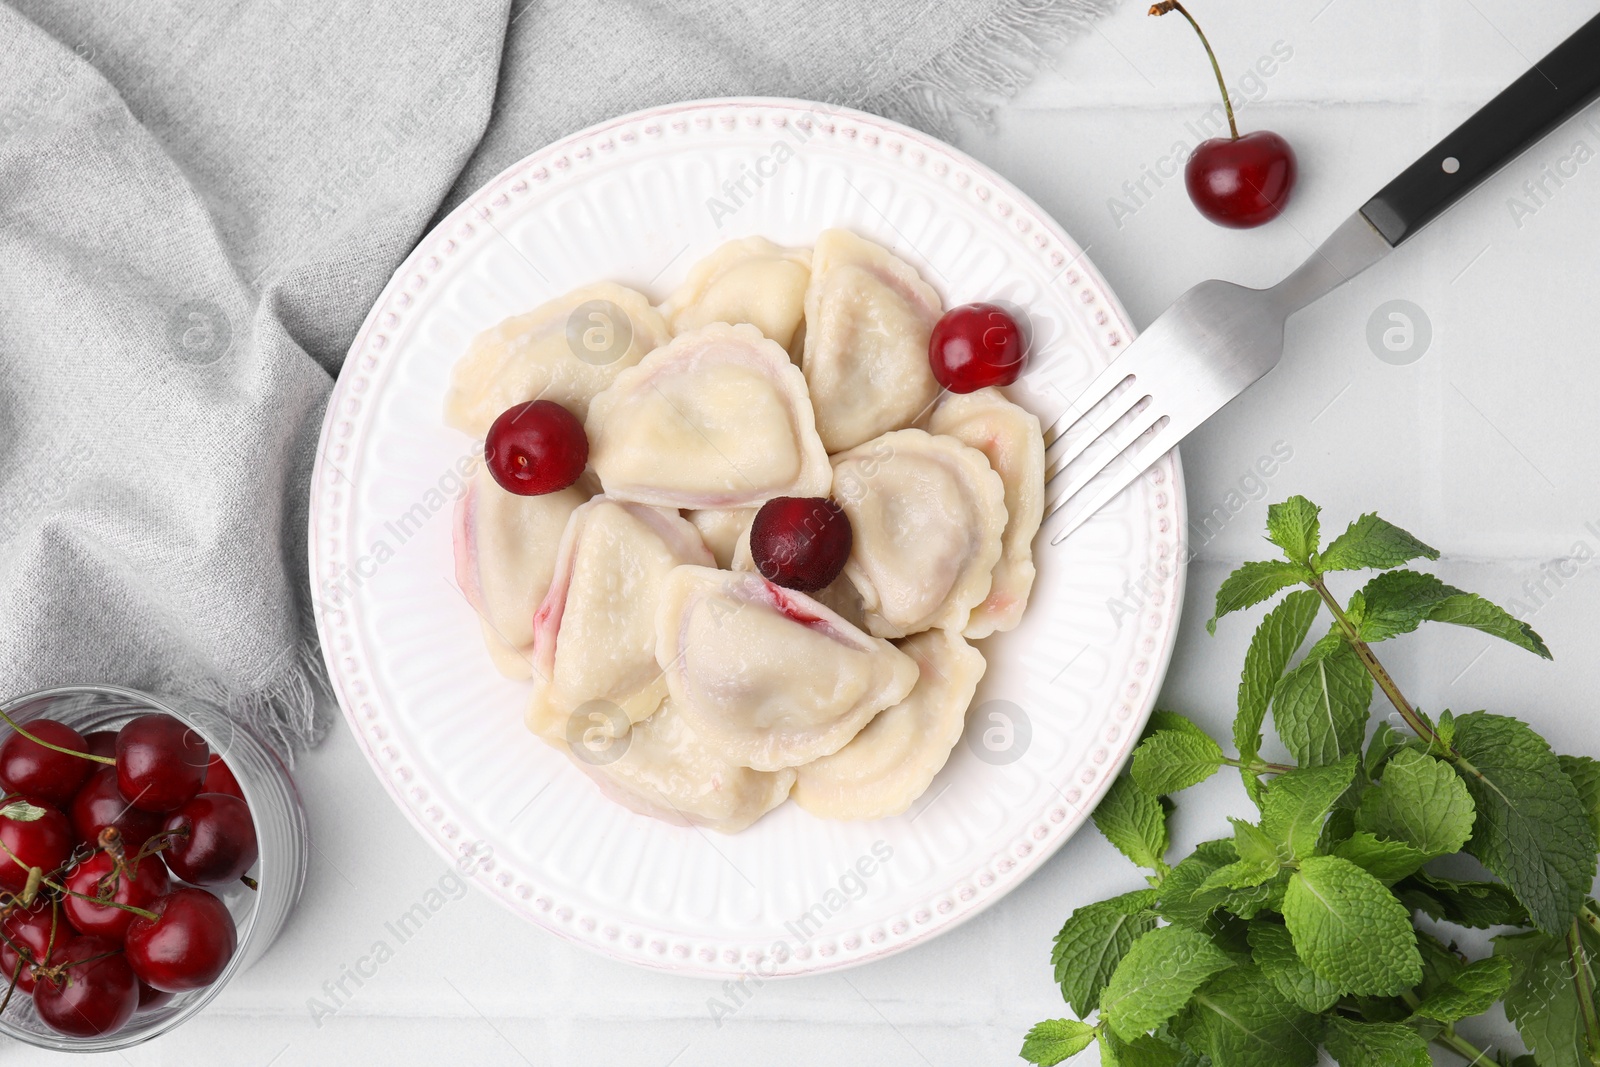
241, 874, 259, 892
1149, 1, 1240, 140
0, 708, 114, 766
39, 876, 159, 922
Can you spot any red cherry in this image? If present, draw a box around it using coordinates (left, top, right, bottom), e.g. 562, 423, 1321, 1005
0, 903, 63, 993
33, 935, 139, 1037
136, 978, 173, 1011
71, 767, 165, 853
115, 714, 209, 813
929, 303, 1027, 393
484, 400, 588, 496
749, 497, 853, 594
83, 732, 119, 760
0, 720, 95, 807
201, 754, 245, 802
0, 797, 74, 894
125, 887, 236, 992
63, 852, 171, 941
1186, 131, 1297, 228
162, 794, 258, 886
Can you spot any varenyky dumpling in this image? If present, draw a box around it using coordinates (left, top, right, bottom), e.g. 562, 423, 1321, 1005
793, 628, 986, 820
659, 238, 811, 356
801, 229, 943, 452
654, 566, 918, 772
927, 388, 1046, 638
527, 499, 713, 736
444, 283, 670, 435
687, 507, 755, 570
453, 465, 589, 679
585, 322, 831, 509
566, 698, 795, 835
832, 429, 1007, 639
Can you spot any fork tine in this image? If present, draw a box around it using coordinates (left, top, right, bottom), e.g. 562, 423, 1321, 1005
1046, 399, 1165, 500
1041, 362, 1139, 448
1044, 388, 1151, 481
1044, 418, 1185, 545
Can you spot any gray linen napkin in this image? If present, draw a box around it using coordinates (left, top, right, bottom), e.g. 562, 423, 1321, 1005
0, 0, 1114, 756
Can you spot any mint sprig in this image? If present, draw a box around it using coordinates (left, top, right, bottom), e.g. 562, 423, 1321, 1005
1024, 497, 1600, 1066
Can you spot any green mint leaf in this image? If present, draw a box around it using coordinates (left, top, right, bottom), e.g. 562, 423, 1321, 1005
1234, 590, 1320, 797
1333, 832, 1431, 885
1266, 496, 1321, 568
1093, 775, 1170, 873
1099, 1029, 1182, 1067
1411, 955, 1513, 1023
1197, 858, 1279, 895
1364, 721, 1406, 780
1206, 560, 1310, 635
1132, 729, 1225, 796
1156, 843, 1233, 929
1559, 754, 1600, 845
1213, 870, 1289, 922
1230, 818, 1283, 868
1415, 928, 1466, 1000
1451, 711, 1598, 935
1426, 593, 1552, 659
1395, 873, 1529, 929
1435, 708, 1457, 749
1019, 1019, 1097, 1066
1321, 1017, 1431, 1067
1051, 889, 1161, 1016
1100, 925, 1233, 1041
1271, 641, 1373, 767
1246, 920, 1339, 1012
1143, 710, 1208, 742
1182, 964, 1319, 1067
1497, 930, 1590, 1067
0, 800, 46, 823
1318, 512, 1440, 573
1355, 748, 1475, 858
1260, 754, 1359, 861
1282, 855, 1422, 996
1353, 569, 1462, 642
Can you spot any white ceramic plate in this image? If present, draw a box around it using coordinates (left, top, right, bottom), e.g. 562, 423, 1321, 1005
309, 98, 1186, 978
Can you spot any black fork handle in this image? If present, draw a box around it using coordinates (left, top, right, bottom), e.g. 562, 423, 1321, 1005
1360, 10, 1600, 245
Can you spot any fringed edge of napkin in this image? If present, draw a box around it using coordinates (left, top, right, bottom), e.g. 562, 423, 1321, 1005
188, 601, 331, 764
864, 0, 1121, 136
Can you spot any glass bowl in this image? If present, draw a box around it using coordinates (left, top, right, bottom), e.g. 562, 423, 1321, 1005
0, 684, 309, 1052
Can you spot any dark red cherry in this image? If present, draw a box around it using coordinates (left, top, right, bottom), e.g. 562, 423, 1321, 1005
748, 497, 853, 594
136, 978, 174, 1011
33, 935, 139, 1037
82, 731, 119, 760
0, 719, 95, 807
484, 400, 588, 496
71, 767, 165, 853
124, 887, 236, 993
0, 903, 62, 993
0, 797, 74, 893
162, 794, 258, 886
929, 303, 1027, 393
201, 754, 245, 802
63, 851, 171, 941
115, 714, 208, 813
1186, 131, 1297, 228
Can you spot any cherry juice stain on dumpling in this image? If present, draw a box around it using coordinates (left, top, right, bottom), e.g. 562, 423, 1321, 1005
583, 322, 831, 509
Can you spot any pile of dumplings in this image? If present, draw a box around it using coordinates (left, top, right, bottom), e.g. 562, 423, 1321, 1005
446, 230, 1046, 833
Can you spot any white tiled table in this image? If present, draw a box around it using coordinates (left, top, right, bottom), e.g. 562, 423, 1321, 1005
39, 2, 1600, 1062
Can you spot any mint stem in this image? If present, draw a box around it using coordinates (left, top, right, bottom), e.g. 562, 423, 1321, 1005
1568, 919, 1600, 1060
1307, 574, 1440, 746
1429, 1023, 1494, 1065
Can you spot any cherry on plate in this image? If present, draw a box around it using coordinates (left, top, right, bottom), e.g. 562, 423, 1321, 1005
115, 714, 209, 813
748, 497, 853, 594
63, 852, 171, 941
928, 303, 1026, 393
32, 935, 140, 1038
162, 794, 258, 886
484, 400, 588, 496
0, 797, 75, 894
201, 754, 245, 802
0, 719, 96, 807
125, 887, 237, 993
71, 767, 165, 853
0, 903, 63, 994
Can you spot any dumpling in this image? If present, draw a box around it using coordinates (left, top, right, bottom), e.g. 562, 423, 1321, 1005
527, 499, 714, 736
800, 229, 943, 452
452, 465, 588, 679
687, 507, 755, 570
585, 322, 831, 509
654, 566, 918, 771
927, 388, 1046, 638
659, 238, 811, 355
832, 429, 1007, 639
793, 628, 986, 820
444, 283, 670, 435
564, 698, 795, 835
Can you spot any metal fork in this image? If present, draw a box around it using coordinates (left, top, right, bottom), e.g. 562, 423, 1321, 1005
1042, 11, 1600, 545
